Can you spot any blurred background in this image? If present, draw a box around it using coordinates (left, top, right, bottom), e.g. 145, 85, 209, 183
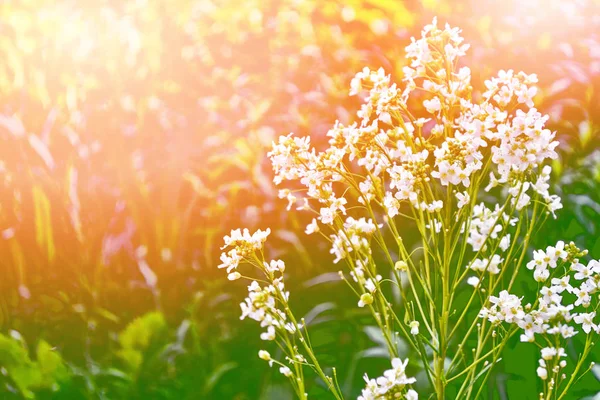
0, 0, 599, 398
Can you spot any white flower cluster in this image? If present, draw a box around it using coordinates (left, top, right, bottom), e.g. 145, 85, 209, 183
536, 347, 567, 381
218, 228, 296, 342
268, 18, 563, 276
244, 18, 588, 398
350, 67, 410, 126
404, 18, 470, 103
240, 279, 297, 341
258, 350, 295, 378
219, 228, 313, 387
526, 241, 568, 282
479, 290, 525, 324
480, 242, 600, 342
358, 358, 418, 400
465, 203, 515, 252
330, 217, 380, 263
218, 228, 271, 280
468, 254, 504, 275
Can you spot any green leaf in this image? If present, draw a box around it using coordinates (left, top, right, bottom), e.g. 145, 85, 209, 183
117, 312, 167, 373
36, 340, 70, 387
0, 333, 40, 397
202, 362, 237, 395
0, 333, 70, 397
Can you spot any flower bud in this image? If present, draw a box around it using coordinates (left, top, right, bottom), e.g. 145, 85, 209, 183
395, 260, 408, 271
259, 350, 271, 361
409, 320, 420, 335
228, 272, 241, 281
359, 293, 374, 307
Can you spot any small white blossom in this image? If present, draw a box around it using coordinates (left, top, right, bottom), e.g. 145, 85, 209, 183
410, 321, 420, 335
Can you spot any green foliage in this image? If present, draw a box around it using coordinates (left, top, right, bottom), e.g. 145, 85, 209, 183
116, 312, 167, 375
0, 333, 69, 398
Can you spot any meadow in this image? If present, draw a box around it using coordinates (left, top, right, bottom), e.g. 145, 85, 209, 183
0, 1, 599, 399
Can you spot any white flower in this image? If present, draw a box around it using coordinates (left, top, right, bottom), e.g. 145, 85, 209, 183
456, 191, 470, 209
260, 326, 276, 341
218, 250, 241, 272
279, 366, 292, 377
572, 262, 593, 281
320, 206, 336, 225
410, 320, 420, 335
423, 97, 441, 113
264, 259, 285, 274
467, 276, 480, 287
573, 285, 592, 307
279, 188, 297, 210
222, 228, 271, 251
533, 268, 550, 282
219, 228, 272, 276
499, 234, 511, 252
426, 219, 442, 233
482, 290, 524, 324
305, 218, 319, 235
468, 255, 503, 275
540, 347, 557, 360
550, 276, 573, 294
574, 312, 597, 334
364, 278, 379, 293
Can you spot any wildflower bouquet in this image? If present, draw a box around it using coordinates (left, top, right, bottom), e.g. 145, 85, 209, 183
219, 19, 599, 399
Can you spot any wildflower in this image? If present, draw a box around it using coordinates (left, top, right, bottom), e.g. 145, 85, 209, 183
264, 259, 285, 274
222, 228, 271, 252
572, 262, 593, 280
305, 218, 319, 235
572, 284, 592, 307
540, 348, 557, 360
278, 188, 297, 211
550, 276, 573, 294
226, 17, 598, 400
219, 228, 271, 274
499, 234, 511, 252
573, 312, 598, 334
468, 255, 503, 275
330, 217, 379, 263
219, 250, 242, 273
410, 321, 420, 335
259, 350, 271, 361
423, 97, 441, 114
395, 260, 408, 271
228, 271, 241, 281
260, 326, 276, 341
467, 276, 480, 287
359, 293, 374, 307
358, 358, 418, 400
456, 191, 470, 209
